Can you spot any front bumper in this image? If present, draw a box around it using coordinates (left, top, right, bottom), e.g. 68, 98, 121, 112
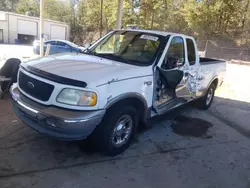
10, 84, 105, 141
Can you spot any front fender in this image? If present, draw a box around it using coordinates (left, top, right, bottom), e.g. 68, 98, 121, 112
104, 92, 148, 109
104, 92, 150, 122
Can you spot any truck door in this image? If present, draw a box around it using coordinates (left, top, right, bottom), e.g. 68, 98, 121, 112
184, 37, 198, 99
157, 36, 194, 101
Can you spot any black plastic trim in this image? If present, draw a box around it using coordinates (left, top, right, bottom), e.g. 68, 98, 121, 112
21, 65, 87, 88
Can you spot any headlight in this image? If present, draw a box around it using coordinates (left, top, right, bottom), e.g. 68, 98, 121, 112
57, 89, 97, 106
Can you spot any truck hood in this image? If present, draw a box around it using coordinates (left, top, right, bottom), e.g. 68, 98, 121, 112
22, 53, 152, 87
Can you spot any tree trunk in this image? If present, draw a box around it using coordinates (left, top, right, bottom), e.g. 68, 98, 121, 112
100, 0, 103, 37
11, 0, 14, 12
151, 10, 154, 29
242, 0, 250, 31
218, 10, 222, 34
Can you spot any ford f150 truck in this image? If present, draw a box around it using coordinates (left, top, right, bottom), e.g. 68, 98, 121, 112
11, 30, 226, 156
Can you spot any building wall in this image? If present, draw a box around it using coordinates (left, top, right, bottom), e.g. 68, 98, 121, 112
0, 12, 8, 43
0, 12, 70, 44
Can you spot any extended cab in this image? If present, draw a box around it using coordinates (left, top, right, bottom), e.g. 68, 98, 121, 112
11, 30, 226, 156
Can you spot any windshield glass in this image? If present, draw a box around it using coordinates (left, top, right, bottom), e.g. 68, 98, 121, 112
88, 31, 163, 66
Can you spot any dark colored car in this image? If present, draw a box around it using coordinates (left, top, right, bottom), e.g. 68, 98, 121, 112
33, 40, 84, 55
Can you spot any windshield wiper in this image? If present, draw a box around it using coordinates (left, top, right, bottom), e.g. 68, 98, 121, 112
81, 51, 140, 65
96, 53, 133, 65
82, 48, 97, 55
110, 54, 146, 66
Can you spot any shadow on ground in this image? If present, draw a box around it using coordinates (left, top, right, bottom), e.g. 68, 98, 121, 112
0, 99, 199, 178
0, 95, 249, 178
210, 96, 250, 137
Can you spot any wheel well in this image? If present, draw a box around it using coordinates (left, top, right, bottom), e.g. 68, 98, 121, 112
106, 97, 147, 122
212, 78, 218, 89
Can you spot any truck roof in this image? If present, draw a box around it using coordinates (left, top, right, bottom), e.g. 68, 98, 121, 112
116, 29, 191, 38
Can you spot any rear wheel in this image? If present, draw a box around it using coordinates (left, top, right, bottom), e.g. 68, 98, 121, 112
91, 106, 138, 156
196, 84, 215, 110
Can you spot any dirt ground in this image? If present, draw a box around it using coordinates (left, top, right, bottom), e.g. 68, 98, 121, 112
0, 64, 250, 188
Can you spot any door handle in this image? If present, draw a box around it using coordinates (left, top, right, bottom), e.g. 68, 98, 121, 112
144, 81, 152, 86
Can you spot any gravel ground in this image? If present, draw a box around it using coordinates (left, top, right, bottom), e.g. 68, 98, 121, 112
0, 64, 250, 188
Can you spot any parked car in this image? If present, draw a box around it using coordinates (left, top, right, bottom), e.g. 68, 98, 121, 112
11, 29, 226, 156
33, 39, 84, 55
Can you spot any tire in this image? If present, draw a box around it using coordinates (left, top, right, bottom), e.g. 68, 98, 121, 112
0, 58, 21, 91
91, 106, 138, 156
196, 84, 215, 110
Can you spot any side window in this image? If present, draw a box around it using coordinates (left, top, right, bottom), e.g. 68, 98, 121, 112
186, 38, 196, 65
46, 41, 56, 46
162, 37, 185, 70
57, 41, 69, 47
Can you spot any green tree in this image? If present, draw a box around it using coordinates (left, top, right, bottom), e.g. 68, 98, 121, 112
16, 0, 71, 21
44, 0, 71, 23
0, 0, 20, 12
5, 0, 250, 46
182, 0, 245, 36
16, 0, 39, 16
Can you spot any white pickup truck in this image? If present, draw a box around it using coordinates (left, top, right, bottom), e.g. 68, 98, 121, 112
11, 30, 226, 156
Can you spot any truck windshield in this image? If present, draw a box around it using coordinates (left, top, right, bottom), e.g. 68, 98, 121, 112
86, 31, 164, 66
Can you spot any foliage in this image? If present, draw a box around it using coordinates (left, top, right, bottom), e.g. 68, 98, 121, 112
1, 0, 250, 45
0, 0, 19, 12
15, 0, 71, 22
16, 0, 39, 16
182, 0, 245, 37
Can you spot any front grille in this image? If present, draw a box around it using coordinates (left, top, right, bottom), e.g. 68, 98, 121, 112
18, 71, 54, 101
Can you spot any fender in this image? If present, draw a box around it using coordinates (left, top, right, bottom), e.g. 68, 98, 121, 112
104, 92, 149, 121
204, 76, 219, 94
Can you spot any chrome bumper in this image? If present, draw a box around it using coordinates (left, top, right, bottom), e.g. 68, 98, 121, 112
10, 84, 105, 141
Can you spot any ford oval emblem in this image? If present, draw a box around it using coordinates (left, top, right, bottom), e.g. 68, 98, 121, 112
27, 82, 35, 89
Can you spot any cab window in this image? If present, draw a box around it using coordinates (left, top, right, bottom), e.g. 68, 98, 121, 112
186, 38, 196, 65
162, 37, 185, 70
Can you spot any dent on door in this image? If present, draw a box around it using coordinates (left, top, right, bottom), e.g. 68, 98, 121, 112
158, 66, 196, 101
176, 70, 197, 100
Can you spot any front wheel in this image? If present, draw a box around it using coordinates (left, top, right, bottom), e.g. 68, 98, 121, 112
91, 106, 138, 156
196, 84, 215, 110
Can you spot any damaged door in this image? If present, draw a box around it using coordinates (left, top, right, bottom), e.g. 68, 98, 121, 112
185, 37, 198, 98
154, 36, 195, 114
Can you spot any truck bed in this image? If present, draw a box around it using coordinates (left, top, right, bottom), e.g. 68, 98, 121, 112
198, 57, 226, 95
200, 57, 225, 65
